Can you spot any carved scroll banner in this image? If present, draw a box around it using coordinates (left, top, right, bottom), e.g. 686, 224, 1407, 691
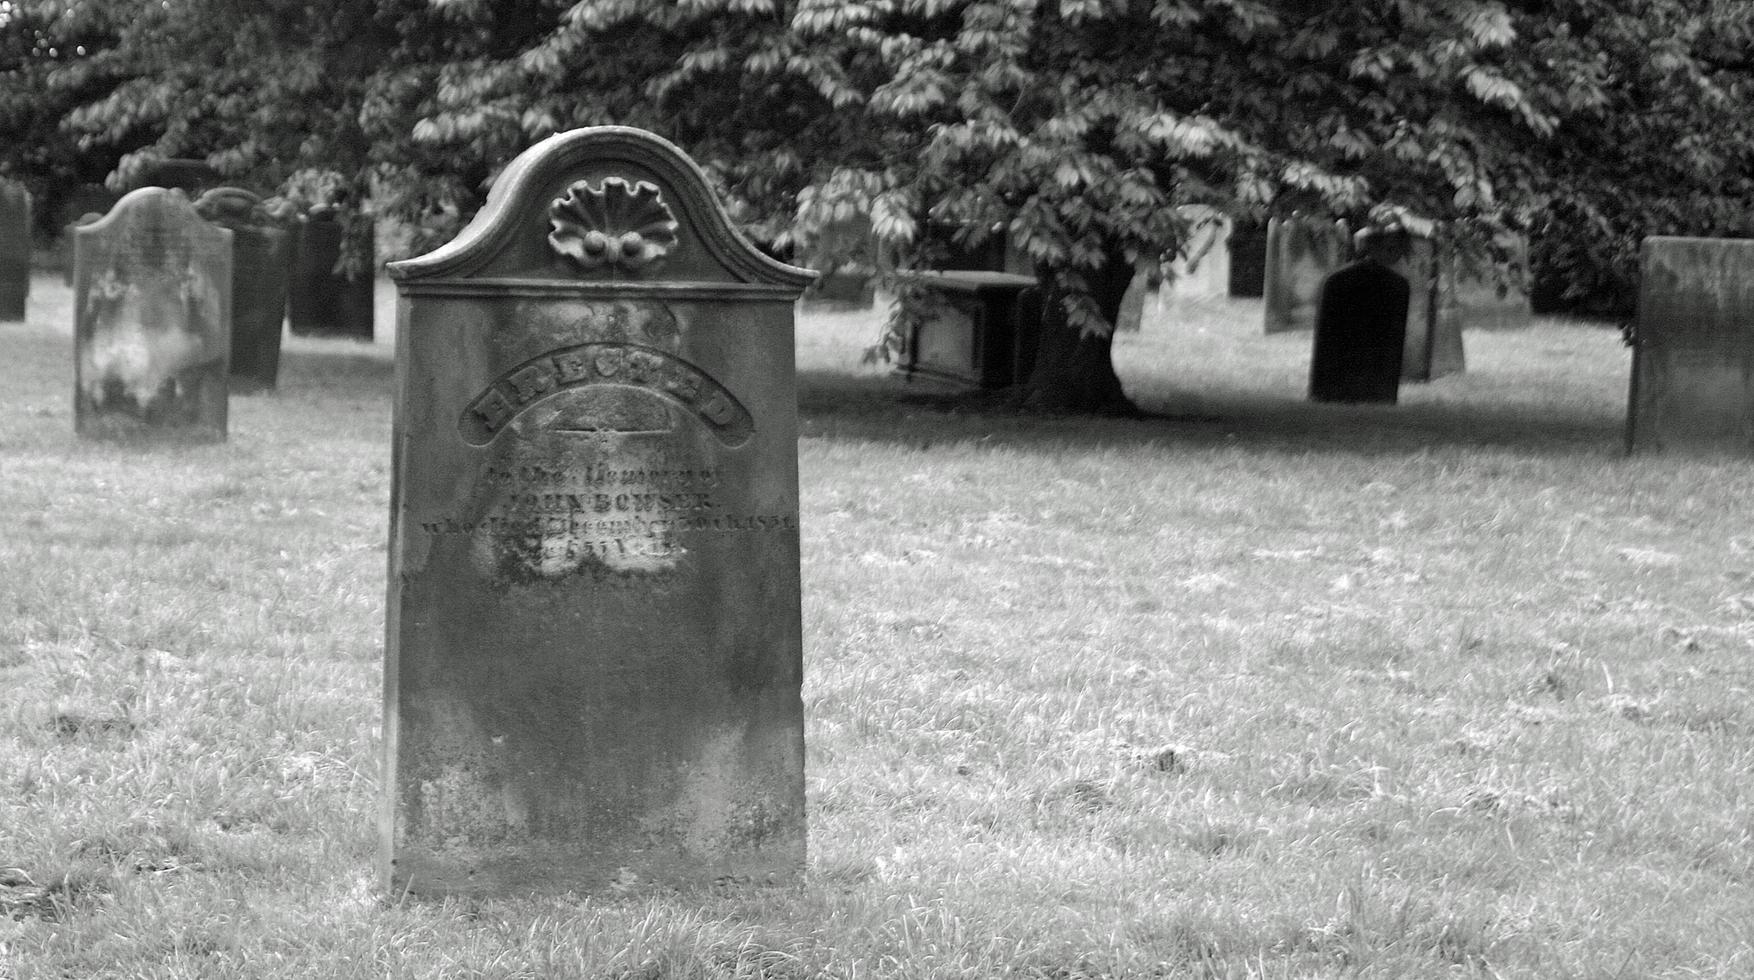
383, 128, 814, 896
1628, 237, 1754, 455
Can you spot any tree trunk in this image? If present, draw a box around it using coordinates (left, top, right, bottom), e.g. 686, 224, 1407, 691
1020, 250, 1141, 416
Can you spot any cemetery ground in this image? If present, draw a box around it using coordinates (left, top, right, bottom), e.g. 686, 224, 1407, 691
2, 272, 1752, 979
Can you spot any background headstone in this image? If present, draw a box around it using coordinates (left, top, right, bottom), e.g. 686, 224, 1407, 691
74, 188, 231, 442
383, 127, 813, 896
1455, 234, 1532, 331
1264, 215, 1349, 334
0, 179, 29, 320
1627, 237, 1754, 455
195, 188, 293, 392
1227, 220, 1268, 297
1309, 256, 1411, 404
1165, 205, 1232, 301
1393, 233, 1466, 382
289, 206, 374, 339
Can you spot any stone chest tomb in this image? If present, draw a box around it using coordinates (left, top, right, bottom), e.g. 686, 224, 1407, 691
383, 127, 813, 895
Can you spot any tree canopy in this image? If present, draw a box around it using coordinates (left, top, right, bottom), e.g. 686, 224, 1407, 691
5, 0, 1751, 404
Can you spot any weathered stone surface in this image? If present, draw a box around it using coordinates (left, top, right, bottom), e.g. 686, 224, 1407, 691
0, 179, 28, 321
383, 127, 813, 896
289, 206, 374, 339
195, 188, 293, 392
57, 186, 122, 284
896, 271, 1039, 387
61, 213, 105, 287
1392, 234, 1465, 382
1264, 216, 1349, 334
1628, 237, 1754, 455
1309, 258, 1411, 404
1455, 234, 1531, 331
74, 188, 231, 442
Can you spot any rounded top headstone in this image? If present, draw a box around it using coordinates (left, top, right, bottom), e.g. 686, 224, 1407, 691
390, 127, 813, 291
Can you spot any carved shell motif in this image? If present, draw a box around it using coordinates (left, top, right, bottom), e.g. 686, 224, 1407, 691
548, 178, 679, 272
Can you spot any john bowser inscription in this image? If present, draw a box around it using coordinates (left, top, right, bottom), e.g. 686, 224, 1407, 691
384, 127, 814, 896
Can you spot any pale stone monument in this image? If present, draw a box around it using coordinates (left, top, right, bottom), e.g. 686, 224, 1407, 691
74, 188, 231, 442
195, 188, 293, 392
1391, 232, 1465, 382
0, 178, 29, 321
1165, 205, 1232, 301
1264, 215, 1349, 334
1628, 237, 1754, 455
383, 127, 813, 895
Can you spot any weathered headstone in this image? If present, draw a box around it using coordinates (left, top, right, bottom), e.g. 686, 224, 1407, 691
1228, 220, 1268, 297
57, 185, 122, 284
195, 188, 293, 392
74, 188, 231, 441
1309, 248, 1411, 404
1627, 237, 1754, 455
1264, 215, 1350, 334
289, 206, 374, 339
0, 178, 29, 321
1165, 205, 1232, 301
1393, 233, 1465, 382
383, 127, 813, 896
1455, 234, 1531, 331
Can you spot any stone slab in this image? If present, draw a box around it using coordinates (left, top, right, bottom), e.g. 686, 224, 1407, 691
1227, 221, 1267, 298
1394, 235, 1465, 382
1165, 205, 1231, 301
196, 188, 292, 392
74, 188, 231, 442
1309, 258, 1411, 404
1628, 237, 1754, 455
1264, 216, 1349, 334
383, 127, 814, 896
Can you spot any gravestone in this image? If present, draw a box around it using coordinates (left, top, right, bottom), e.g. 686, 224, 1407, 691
896, 271, 1040, 386
1228, 220, 1268, 297
74, 188, 231, 441
383, 126, 813, 896
289, 206, 374, 339
195, 188, 293, 392
1264, 215, 1349, 334
57, 185, 122, 283
0, 179, 28, 320
1165, 205, 1232, 301
1455, 234, 1531, 331
1627, 237, 1754, 455
1393, 233, 1466, 382
1309, 255, 1411, 404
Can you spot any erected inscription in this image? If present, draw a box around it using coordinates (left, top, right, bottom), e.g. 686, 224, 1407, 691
383, 126, 814, 898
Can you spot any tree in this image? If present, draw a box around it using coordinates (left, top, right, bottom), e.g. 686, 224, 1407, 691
15, 0, 1753, 408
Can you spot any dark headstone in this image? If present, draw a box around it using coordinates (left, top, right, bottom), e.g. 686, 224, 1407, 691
0, 179, 28, 320
1264, 216, 1349, 333
1309, 257, 1411, 404
383, 127, 814, 896
896, 271, 1040, 388
1627, 237, 1754, 455
74, 188, 231, 442
1227, 220, 1268, 297
195, 188, 293, 392
288, 207, 374, 339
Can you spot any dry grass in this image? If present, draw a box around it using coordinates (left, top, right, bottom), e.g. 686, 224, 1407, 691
1, 274, 1750, 979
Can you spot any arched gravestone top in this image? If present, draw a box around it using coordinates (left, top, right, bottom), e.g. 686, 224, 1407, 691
391, 127, 813, 294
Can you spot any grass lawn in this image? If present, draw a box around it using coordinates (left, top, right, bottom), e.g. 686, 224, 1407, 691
2, 273, 1751, 978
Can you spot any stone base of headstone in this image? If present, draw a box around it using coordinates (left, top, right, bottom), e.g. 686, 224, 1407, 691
289, 210, 374, 339
74, 188, 231, 443
1264, 216, 1349, 334
896, 271, 1040, 388
1627, 237, 1754, 455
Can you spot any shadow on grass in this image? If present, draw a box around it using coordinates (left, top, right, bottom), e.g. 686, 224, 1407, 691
797, 369, 1628, 458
